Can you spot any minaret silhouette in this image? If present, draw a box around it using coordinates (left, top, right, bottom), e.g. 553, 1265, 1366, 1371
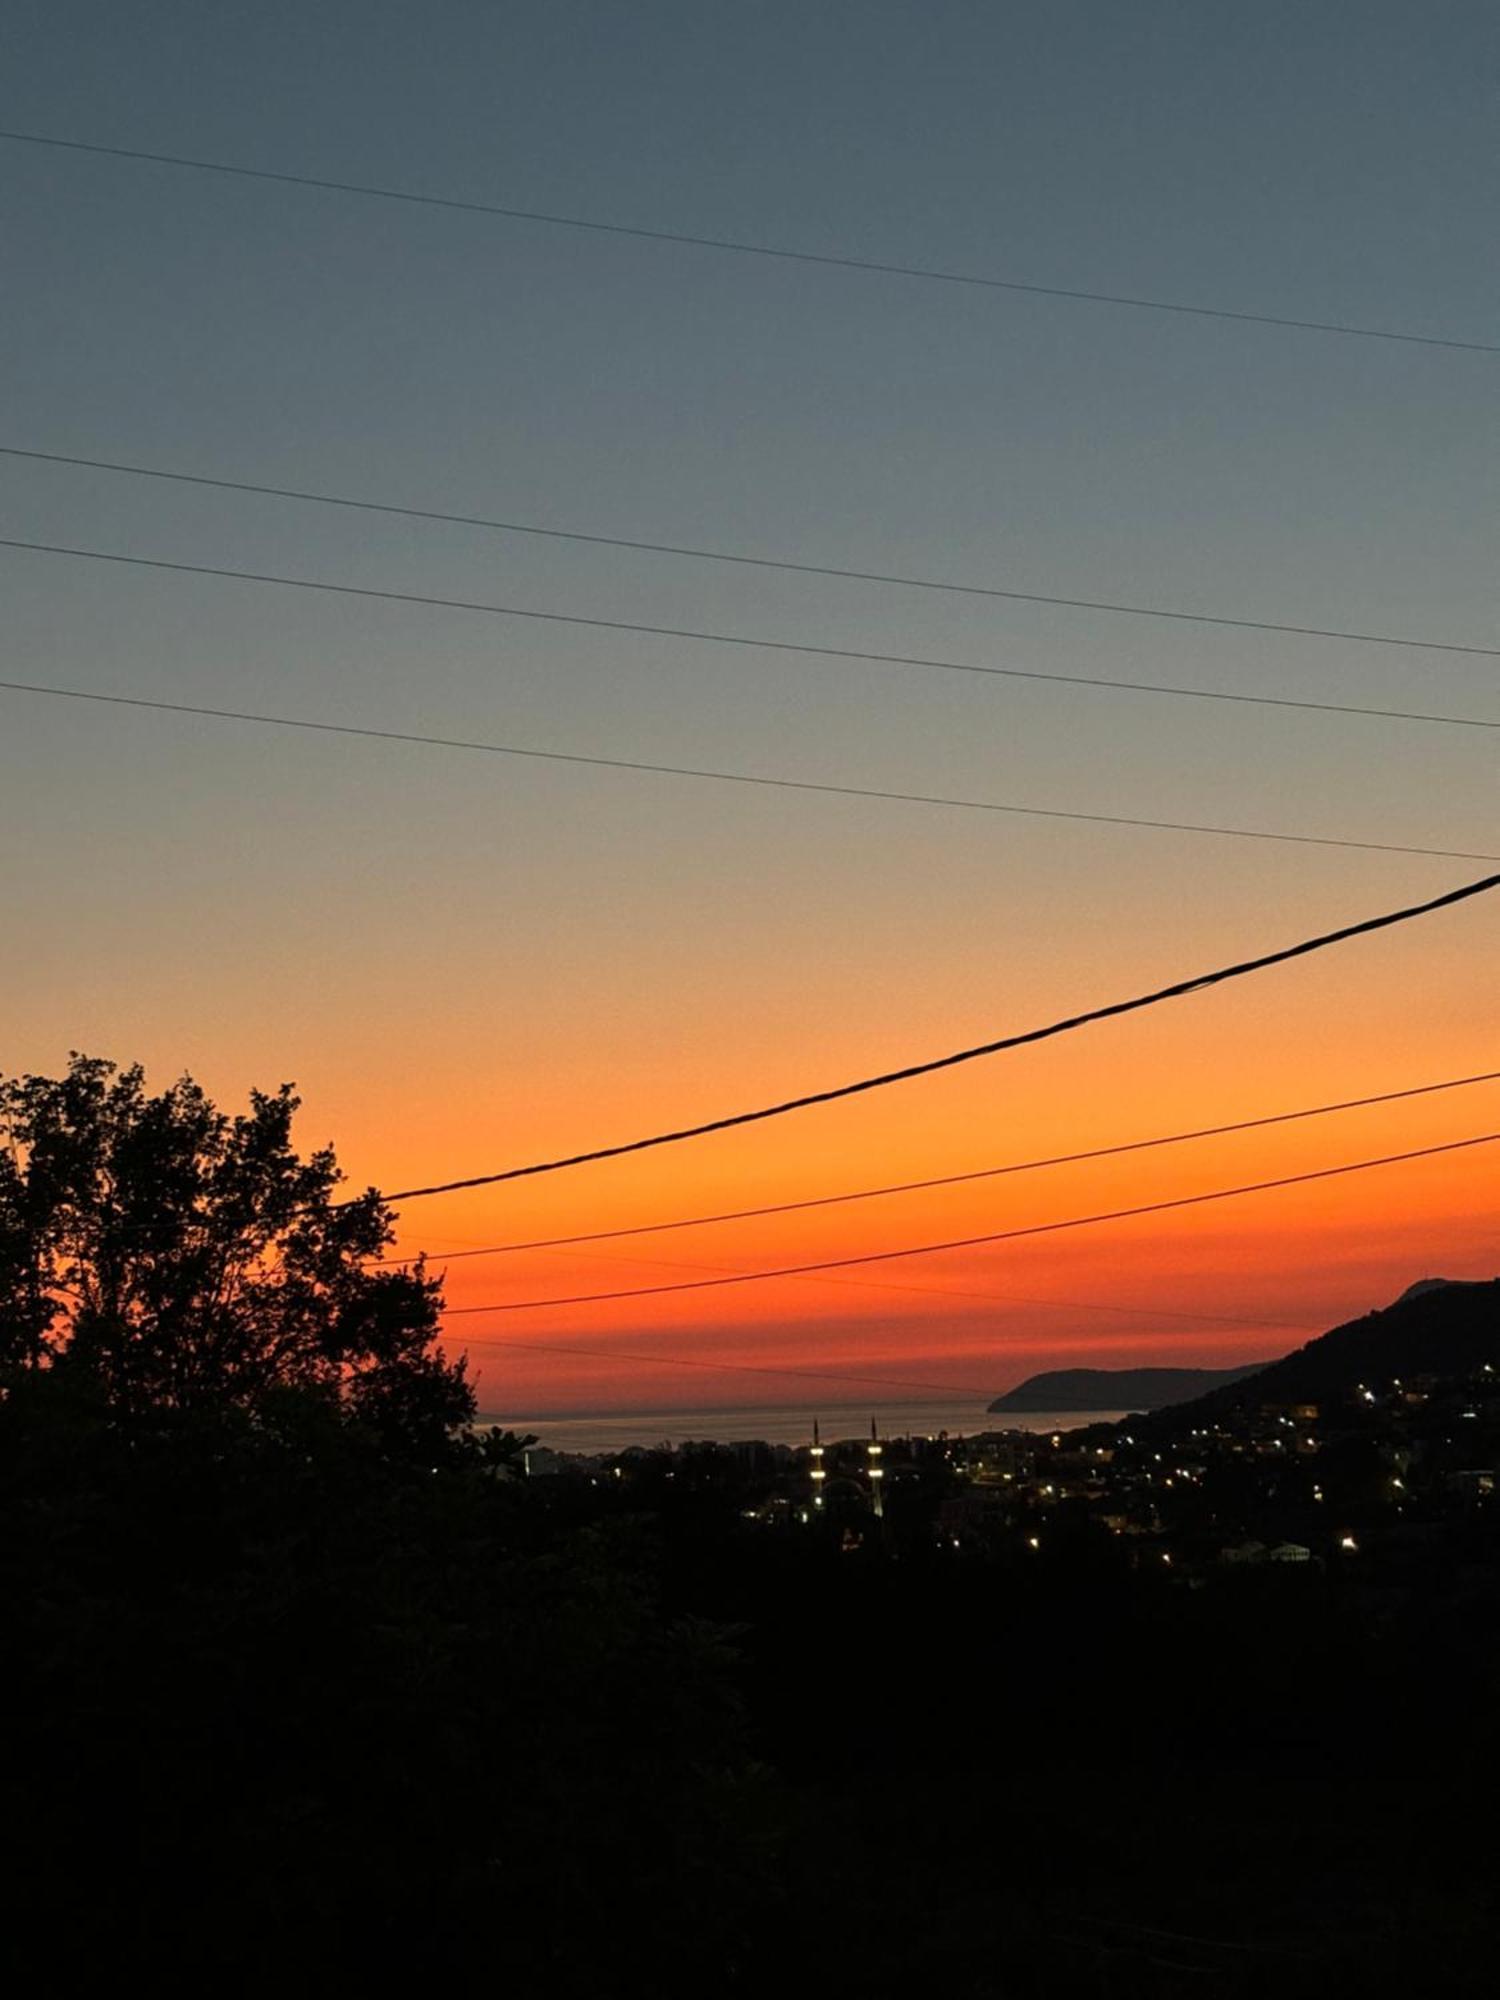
866, 1416, 885, 1520
809, 1417, 826, 1510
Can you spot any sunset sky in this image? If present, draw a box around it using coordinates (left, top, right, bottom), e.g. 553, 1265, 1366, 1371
4, 2, 1496, 1415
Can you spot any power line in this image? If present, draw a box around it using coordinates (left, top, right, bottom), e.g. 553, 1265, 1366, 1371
443, 1132, 1500, 1313
446, 1239, 1301, 1329
6, 443, 1497, 662
6, 535, 1500, 737
375, 872, 1500, 1199
3, 127, 1494, 356
390, 1067, 1500, 1258
3, 675, 1493, 865
477, 1236, 1303, 1334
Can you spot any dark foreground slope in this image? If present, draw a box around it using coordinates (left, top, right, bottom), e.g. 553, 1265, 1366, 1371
1134, 1277, 1499, 1435
5, 1288, 1499, 1997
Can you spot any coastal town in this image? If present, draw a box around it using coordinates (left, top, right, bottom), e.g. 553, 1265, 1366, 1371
524, 1282, 1499, 1584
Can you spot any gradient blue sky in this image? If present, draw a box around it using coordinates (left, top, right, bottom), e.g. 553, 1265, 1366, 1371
3, 3, 1496, 1411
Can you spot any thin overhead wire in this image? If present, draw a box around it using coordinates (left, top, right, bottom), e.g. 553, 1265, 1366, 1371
453, 1242, 1300, 1328
5, 444, 1497, 661
3, 127, 1494, 355
463, 1233, 1303, 1334
444, 1132, 1500, 1313
375, 871, 1500, 1198
390, 1067, 1500, 1258
5, 536, 1500, 736
2, 676, 1494, 865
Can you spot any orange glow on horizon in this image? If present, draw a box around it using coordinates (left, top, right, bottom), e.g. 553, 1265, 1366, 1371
341, 950, 1499, 1414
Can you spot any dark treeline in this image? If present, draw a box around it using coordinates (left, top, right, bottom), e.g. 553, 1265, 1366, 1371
3, 1059, 1497, 1994
7, 1385, 1499, 1995
2, 1375, 766, 1989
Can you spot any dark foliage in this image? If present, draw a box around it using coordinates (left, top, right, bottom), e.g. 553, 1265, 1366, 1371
0, 1058, 772, 1991
0, 1374, 771, 1989
0, 1054, 472, 1456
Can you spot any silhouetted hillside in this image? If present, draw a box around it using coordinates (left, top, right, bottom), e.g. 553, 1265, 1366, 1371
990, 1362, 1271, 1413
1134, 1278, 1498, 1434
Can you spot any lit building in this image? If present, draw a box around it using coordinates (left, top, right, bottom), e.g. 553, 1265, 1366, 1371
867, 1417, 884, 1520
809, 1418, 826, 1509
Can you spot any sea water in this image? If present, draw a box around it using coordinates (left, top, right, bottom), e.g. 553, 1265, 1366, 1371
480, 1397, 1129, 1454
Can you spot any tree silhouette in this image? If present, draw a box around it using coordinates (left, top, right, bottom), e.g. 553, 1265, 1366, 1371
0, 1054, 472, 1455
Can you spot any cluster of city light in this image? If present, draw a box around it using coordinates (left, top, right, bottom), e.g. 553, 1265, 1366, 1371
786, 1351, 1496, 1567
